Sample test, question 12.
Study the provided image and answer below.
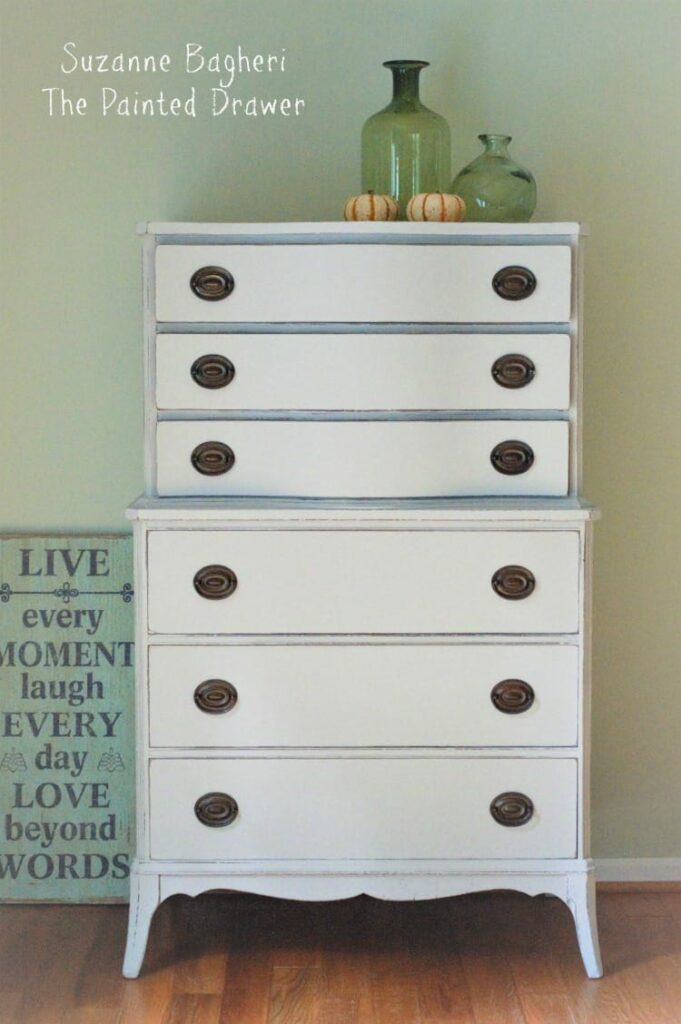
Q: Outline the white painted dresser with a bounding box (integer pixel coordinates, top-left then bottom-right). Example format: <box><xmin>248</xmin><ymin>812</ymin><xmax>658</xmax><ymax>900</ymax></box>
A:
<box><xmin>123</xmin><ymin>222</ymin><xmax>602</xmax><ymax>979</ymax></box>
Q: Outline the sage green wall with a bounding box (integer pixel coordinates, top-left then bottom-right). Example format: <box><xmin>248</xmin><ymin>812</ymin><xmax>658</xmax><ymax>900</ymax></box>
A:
<box><xmin>2</xmin><ymin>0</ymin><xmax>680</xmax><ymax>861</ymax></box>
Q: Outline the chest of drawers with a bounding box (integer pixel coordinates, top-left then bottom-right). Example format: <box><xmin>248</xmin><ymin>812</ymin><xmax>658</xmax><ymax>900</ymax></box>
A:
<box><xmin>123</xmin><ymin>221</ymin><xmax>602</xmax><ymax>980</ymax></box>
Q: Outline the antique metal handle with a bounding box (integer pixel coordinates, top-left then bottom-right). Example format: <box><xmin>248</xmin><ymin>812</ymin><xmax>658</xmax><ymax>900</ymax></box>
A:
<box><xmin>193</xmin><ymin>564</ymin><xmax>238</xmax><ymax>600</ymax></box>
<box><xmin>491</xmin><ymin>353</ymin><xmax>536</xmax><ymax>389</ymax></box>
<box><xmin>492</xmin><ymin>265</ymin><xmax>537</xmax><ymax>300</ymax></box>
<box><xmin>191</xmin><ymin>441</ymin><xmax>235</xmax><ymax>476</ymax></box>
<box><xmin>490</xmin><ymin>791</ymin><xmax>534</xmax><ymax>827</ymax></box>
<box><xmin>491</xmin><ymin>565</ymin><xmax>536</xmax><ymax>600</ymax></box>
<box><xmin>490</xmin><ymin>440</ymin><xmax>535</xmax><ymax>476</ymax></box>
<box><xmin>194</xmin><ymin>679</ymin><xmax>238</xmax><ymax>714</ymax></box>
<box><xmin>491</xmin><ymin>679</ymin><xmax>535</xmax><ymax>714</ymax></box>
<box><xmin>194</xmin><ymin>792</ymin><xmax>239</xmax><ymax>827</ymax></box>
<box><xmin>190</xmin><ymin>266</ymin><xmax>235</xmax><ymax>301</ymax></box>
<box><xmin>191</xmin><ymin>354</ymin><xmax>236</xmax><ymax>389</ymax></box>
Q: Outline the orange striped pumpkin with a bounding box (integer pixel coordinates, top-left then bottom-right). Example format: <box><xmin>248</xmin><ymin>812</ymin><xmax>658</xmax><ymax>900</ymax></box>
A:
<box><xmin>406</xmin><ymin>192</ymin><xmax>466</xmax><ymax>222</ymax></box>
<box><xmin>343</xmin><ymin>191</ymin><xmax>398</xmax><ymax>222</ymax></box>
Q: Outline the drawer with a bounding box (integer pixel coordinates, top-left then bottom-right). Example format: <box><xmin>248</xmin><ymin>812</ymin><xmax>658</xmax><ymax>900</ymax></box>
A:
<box><xmin>149</xmin><ymin>756</ymin><xmax>578</xmax><ymax>860</ymax></box>
<box><xmin>155</xmin><ymin>420</ymin><xmax>570</xmax><ymax>498</ymax></box>
<box><xmin>155</xmin><ymin>245</ymin><xmax>572</xmax><ymax>323</ymax></box>
<box><xmin>155</xmin><ymin>334</ymin><xmax>571</xmax><ymax>412</ymax></box>
<box><xmin>148</xmin><ymin>644</ymin><xmax>580</xmax><ymax>748</ymax></box>
<box><xmin>146</xmin><ymin>529</ymin><xmax>580</xmax><ymax>635</ymax></box>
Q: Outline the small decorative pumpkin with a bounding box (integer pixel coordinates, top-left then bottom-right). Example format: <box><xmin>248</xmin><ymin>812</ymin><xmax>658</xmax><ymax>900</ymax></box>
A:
<box><xmin>344</xmin><ymin>190</ymin><xmax>398</xmax><ymax>222</ymax></box>
<box><xmin>406</xmin><ymin>192</ymin><xmax>466</xmax><ymax>222</ymax></box>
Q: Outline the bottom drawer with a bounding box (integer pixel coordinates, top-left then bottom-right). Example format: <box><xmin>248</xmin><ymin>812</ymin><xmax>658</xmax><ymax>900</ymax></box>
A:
<box><xmin>149</xmin><ymin>757</ymin><xmax>577</xmax><ymax>860</ymax></box>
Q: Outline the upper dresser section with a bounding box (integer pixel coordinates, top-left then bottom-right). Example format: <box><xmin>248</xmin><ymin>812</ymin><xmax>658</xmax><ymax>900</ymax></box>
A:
<box><xmin>140</xmin><ymin>223</ymin><xmax>585</xmax><ymax>499</ymax></box>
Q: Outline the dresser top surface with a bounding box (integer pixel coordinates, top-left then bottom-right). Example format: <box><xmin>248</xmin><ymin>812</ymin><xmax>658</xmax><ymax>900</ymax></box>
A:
<box><xmin>127</xmin><ymin>496</ymin><xmax>599</xmax><ymax>522</ymax></box>
<box><xmin>139</xmin><ymin>221</ymin><xmax>586</xmax><ymax>241</ymax></box>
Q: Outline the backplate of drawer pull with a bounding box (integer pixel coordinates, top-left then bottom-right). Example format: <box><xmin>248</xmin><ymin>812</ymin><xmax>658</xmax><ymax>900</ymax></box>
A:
<box><xmin>190</xmin><ymin>354</ymin><xmax>236</xmax><ymax>389</ymax></box>
<box><xmin>193</xmin><ymin>679</ymin><xmax>238</xmax><ymax>714</ymax></box>
<box><xmin>189</xmin><ymin>265</ymin><xmax>235</xmax><ymax>301</ymax></box>
<box><xmin>492</xmin><ymin>265</ymin><xmax>537</xmax><ymax>301</ymax></box>
<box><xmin>491</xmin><ymin>565</ymin><xmax>536</xmax><ymax>600</ymax></box>
<box><xmin>491</xmin><ymin>679</ymin><xmax>535</xmax><ymax>714</ymax></box>
<box><xmin>190</xmin><ymin>441</ymin><xmax>235</xmax><ymax>476</ymax></box>
<box><xmin>193</xmin><ymin>564</ymin><xmax>238</xmax><ymax>600</ymax></box>
<box><xmin>490</xmin><ymin>791</ymin><xmax>534</xmax><ymax>826</ymax></box>
<box><xmin>491</xmin><ymin>353</ymin><xmax>536</xmax><ymax>389</ymax></box>
<box><xmin>490</xmin><ymin>440</ymin><xmax>535</xmax><ymax>475</ymax></box>
<box><xmin>194</xmin><ymin>791</ymin><xmax>239</xmax><ymax>827</ymax></box>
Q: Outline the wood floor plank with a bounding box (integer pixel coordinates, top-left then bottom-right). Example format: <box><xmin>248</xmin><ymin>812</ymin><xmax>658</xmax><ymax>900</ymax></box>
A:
<box><xmin>60</xmin><ymin>1011</ymin><xmax>122</xmax><ymax>1024</ymax></box>
<box><xmin>316</xmin><ymin>996</ymin><xmax>360</xmax><ymax>1024</ymax></box>
<box><xmin>162</xmin><ymin>994</ymin><xmax>222</xmax><ymax>1024</ymax></box>
<box><xmin>270</xmin><ymin>901</ymin><xmax>322</xmax><ymax>969</ymax></box>
<box><xmin>318</xmin><ymin>899</ymin><xmax>374</xmax><ymax>1023</ymax></box>
<box><xmin>14</xmin><ymin>907</ymin><xmax>109</xmax><ymax>1024</ymax></box>
<box><xmin>410</xmin><ymin>898</ymin><xmax>475</xmax><ymax>1024</ymax></box>
<box><xmin>519</xmin><ymin>992</ymin><xmax>579</xmax><ymax>1024</ymax></box>
<box><xmin>457</xmin><ymin>954</ymin><xmax>525</xmax><ymax>1024</ymax></box>
<box><xmin>268</xmin><ymin>966</ymin><xmax>320</xmax><ymax>1024</ymax></box>
<box><xmin>170</xmin><ymin>899</ymin><xmax>228</xmax><ymax>997</ymax></box>
<box><xmin>118</xmin><ymin>901</ymin><xmax>177</xmax><ymax>1024</ymax></box>
<box><xmin>503</xmin><ymin>895</ymin><xmax>577</xmax><ymax>1024</ymax></box>
<box><xmin>217</xmin><ymin>896</ymin><xmax>273</xmax><ymax>1024</ymax></box>
<box><xmin>0</xmin><ymin>992</ymin><xmax>23</xmax><ymax>1024</ymax></box>
<box><xmin>0</xmin><ymin>906</ymin><xmax>44</xmax><ymax>990</ymax></box>
<box><xmin>365</xmin><ymin>900</ymin><xmax>422</xmax><ymax>1024</ymax></box>
<box><xmin>69</xmin><ymin>907</ymin><xmax>127</xmax><ymax>1014</ymax></box>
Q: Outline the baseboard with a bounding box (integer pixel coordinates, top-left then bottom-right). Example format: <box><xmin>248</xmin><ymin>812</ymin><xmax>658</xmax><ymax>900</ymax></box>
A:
<box><xmin>595</xmin><ymin>857</ymin><xmax>681</xmax><ymax>885</ymax></box>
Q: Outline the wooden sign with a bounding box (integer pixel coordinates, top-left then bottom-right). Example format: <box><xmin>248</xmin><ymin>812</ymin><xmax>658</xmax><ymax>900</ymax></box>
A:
<box><xmin>0</xmin><ymin>536</ymin><xmax>134</xmax><ymax>902</ymax></box>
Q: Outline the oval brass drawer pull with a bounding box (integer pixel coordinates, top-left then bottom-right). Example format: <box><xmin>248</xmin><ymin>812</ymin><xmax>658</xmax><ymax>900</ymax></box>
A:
<box><xmin>194</xmin><ymin>679</ymin><xmax>238</xmax><ymax>714</ymax></box>
<box><xmin>491</xmin><ymin>565</ymin><xmax>536</xmax><ymax>600</ymax></box>
<box><xmin>491</xmin><ymin>353</ymin><xmax>536</xmax><ymax>389</ymax></box>
<box><xmin>190</xmin><ymin>354</ymin><xmax>236</xmax><ymax>389</ymax></box>
<box><xmin>190</xmin><ymin>266</ymin><xmax>235</xmax><ymax>301</ymax></box>
<box><xmin>492</xmin><ymin>265</ymin><xmax>537</xmax><ymax>301</ymax></box>
<box><xmin>491</xmin><ymin>440</ymin><xmax>535</xmax><ymax>475</ymax></box>
<box><xmin>190</xmin><ymin>441</ymin><xmax>235</xmax><ymax>476</ymax></box>
<box><xmin>193</xmin><ymin>564</ymin><xmax>238</xmax><ymax>600</ymax></box>
<box><xmin>194</xmin><ymin>791</ymin><xmax>239</xmax><ymax>827</ymax></box>
<box><xmin>491</xmin><ymin>679</ymin><xmax>535</xmax><ymax>714</ymax></box>
<box><xmin>490</xmin><ymin>791</ymin><xmax>534</xmax><ymax>827</ymax></box>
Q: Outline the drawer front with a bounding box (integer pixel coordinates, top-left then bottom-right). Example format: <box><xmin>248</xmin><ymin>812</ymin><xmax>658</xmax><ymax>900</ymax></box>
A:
<box><xmin>148</xmin><ymin>644</ymin><xmax>579</xmax><ymax>748</ymax></box>
<box><xmin>146</xmin><ymin>529</ymin><xmax>580</xmax><ymax>635</ymax></box>
<box><xmin>149</xmin><ymin>756</ymin><xmax>578</xmax><ymax>860</ymax></box>
<box><xmin>155</xmin><ymin>334</ymin><xmax>571</xmax><ymax>411</ymax></box>
<box><xmin>155</xmin><ymin>420</ymin><xmax>569</xmax><ymax>498</ymax></box>
<box><xmin>155</xmin><ymin>245</ymin><xmax>572</xmax><ymax>323</ymax></box>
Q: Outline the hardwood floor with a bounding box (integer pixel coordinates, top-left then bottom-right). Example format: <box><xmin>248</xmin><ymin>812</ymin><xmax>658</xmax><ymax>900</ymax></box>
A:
<box><xmin>0</xmin><ymin>889</ymin><xmax>679</xmax><ymax>1023</ymax></box>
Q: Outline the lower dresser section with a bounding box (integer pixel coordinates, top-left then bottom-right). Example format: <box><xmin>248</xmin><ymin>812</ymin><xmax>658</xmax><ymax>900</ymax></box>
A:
<box><xmin>148</xmin><ymin>756</ymin><xmax>578</xmax><ymax>861</ymax></box>
<box><xmin>124</xmin><ymin>500</ymin><xmax>601</xmax><ymax>980</ymax></box>
<box><xmin>148</xmin><ymin>644</ymin><xmax>580</xmax><ymax>748</ymax></box>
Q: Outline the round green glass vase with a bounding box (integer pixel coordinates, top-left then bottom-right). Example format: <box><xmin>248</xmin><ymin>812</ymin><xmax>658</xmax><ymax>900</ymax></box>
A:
<box><xmin>451</xmin><ymin>134</ymin><xmax>537</xmax><ymax>222</ymax></box>
<box><xmin>361</xmin><ymin>60</ymin><xmax>451</xmax><ymax>218</ymax></box>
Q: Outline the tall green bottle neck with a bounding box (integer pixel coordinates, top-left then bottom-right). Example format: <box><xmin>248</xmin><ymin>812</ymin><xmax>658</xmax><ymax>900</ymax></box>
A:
<box><xmin>390</xmin><ymin>68</ymin><xmax>423</xmax><ymax>108</ymax></box>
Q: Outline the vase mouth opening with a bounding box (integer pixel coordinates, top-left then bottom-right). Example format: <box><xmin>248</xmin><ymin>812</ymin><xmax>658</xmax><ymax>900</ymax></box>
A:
<box><xmin>479</xmin><ymin>133</ymin><xmax>512</xmax><ymax>144</ymax></box>
<box><xmin>383</xmin><ymin>59</ymin><xmax>430</xmax><ymax>71</ymax></box>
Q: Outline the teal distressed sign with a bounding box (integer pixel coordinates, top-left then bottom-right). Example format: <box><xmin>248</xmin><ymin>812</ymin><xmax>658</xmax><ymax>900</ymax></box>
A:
<box><xmin>0</xmin><ymin>536</ymin><xmax>134</xmax><ymax>902</ymax></box>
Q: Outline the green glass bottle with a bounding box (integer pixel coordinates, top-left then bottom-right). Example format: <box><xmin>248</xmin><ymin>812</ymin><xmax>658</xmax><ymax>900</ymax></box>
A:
<box><xmin>361</xmin><ymin>60</ymin><xmax>451</xmax><ymax>218</ymax></box>
<box><xmin>451</xmin><ymin>134</ymin><xmax>537</xmax><ymax>222</ymax></box>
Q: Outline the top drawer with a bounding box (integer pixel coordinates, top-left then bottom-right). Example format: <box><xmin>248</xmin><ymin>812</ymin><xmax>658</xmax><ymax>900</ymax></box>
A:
<box><xmin>155</xmin><ymin>244</ymin><xmax>572</xmax><ymax>324</ymax></box>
